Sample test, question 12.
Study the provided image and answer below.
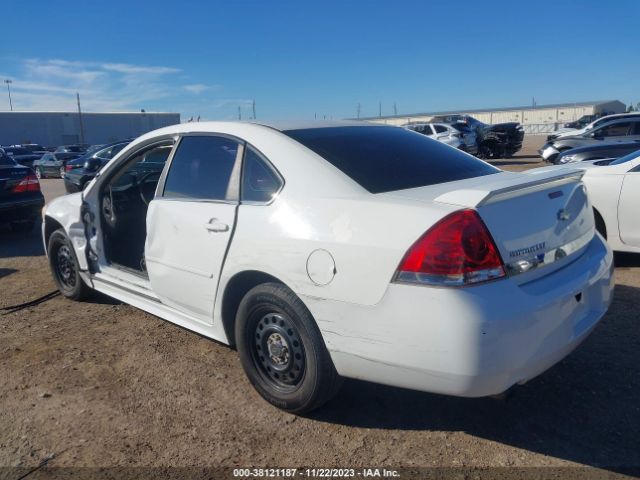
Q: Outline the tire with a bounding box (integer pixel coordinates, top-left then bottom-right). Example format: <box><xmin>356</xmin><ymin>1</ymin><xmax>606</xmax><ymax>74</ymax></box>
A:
<box><xmin>35</xmin><ymin>167</ymin><xmax>45</xmax><ymax>179</ymax></box>
<box><xmin>11</xmin><ymin>218</ymin><xmax>36</xmax><ymax>233</ymax></box>
<box><xmin>59</xmin><ymin>166</ymin><xmax>65</xmax><ymax>178</ymax></box>
<box><xmin>47</xmin><ymin>229</ymin><xmax>92</xmax><ymax>300</ymax></box>
<box><xmin>235</xmin><ymin>282</ymin><xmax>341</xmax><ymax>413</ymax></box>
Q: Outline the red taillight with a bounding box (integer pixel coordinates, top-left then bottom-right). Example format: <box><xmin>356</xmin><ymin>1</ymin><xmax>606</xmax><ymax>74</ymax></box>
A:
<box><xmin>395</xmin><ymin>209</ymin><xmax>505</xmax><ymax>286</ymax></box>
<box><xmin>65</xmin><ymin>164</ymin><xmax>75</xmax><ymax>171</ymax></box>
<box><xmin>12</xmin><ymin>173</ymin><xmax>41</xmax><ymax>193</ymax></box>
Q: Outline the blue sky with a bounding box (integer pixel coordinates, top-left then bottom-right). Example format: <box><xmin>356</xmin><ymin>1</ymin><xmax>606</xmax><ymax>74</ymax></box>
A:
<box><xmin>2</xmin><ymin>0</ymin><xmax>639</xmax><ymax>120</ymax></box>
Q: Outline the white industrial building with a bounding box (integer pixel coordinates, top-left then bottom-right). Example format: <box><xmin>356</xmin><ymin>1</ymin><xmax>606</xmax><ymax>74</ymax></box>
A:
<box><xmin>0</xmin><ymin>111</ymin><xmax>180</xmax><ymax>147</ymax></box>
<box><xmin>361</xmin><ymin>100</ymin><xmax>626</xmax><ymax>132</ymax></box>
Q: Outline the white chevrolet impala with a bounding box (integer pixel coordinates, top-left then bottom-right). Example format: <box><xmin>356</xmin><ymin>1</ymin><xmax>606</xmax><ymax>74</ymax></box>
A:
<box><xmin>43</xmin><ymin>121</ymin><xmax>614</xmax><ymax>413</ymax></box>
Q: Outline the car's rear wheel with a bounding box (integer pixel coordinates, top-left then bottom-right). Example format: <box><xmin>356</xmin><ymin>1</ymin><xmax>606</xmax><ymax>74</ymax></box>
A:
<box><xmin>35</xmin><ymin>167</ymin><xmax>44</xmax><ymax>179</ymax></box>
<box><xmin>48</xmin><ymin>229</ymin><xmax>92</xmax><ymax>300</ymax></box>
<box><xmin>235</xmin><ymin>282</ymin><xmax>341</xmax><ymax>413</ymax></box>
<box><xmin>59</xmin><ymin>166</ymin><xmax>65</xmax><ymax>178</ymax></box>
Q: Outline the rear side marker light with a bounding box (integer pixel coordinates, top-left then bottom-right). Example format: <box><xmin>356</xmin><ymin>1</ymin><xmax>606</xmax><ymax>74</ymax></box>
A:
<box><xmin>12</xmin><ymin>173</ymin><xmax>41</xmax><ymax>193</ymax></box>
<box><xmin>394</xmin><ymin>209</ymin><xmax>505</xmax><ymax>287</ymax></box>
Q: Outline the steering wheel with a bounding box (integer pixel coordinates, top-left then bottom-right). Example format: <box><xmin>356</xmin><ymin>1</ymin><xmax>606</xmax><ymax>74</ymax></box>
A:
<box><xmin>137</xmin><ymin>170</ymin><xmax>162</xmax><ymax>206</ymax></box>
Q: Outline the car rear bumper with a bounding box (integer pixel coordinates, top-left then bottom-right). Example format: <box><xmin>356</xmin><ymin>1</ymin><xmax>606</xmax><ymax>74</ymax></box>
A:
<box><xmin>0</xmin><ymin>195</ymin><xmax>45</xmax><ymax>223</ymax></box>
<box><xmin>305</xmin><ymin>234</ymin><xmax>614</xmax><ymax>397</ymax></box>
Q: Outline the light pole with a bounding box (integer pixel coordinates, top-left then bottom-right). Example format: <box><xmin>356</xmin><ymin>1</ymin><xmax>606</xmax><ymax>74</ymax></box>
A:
<box><xmin>4</xmin><ymin>79</ymin><xmax>13</xmax><ymax>111</ymax></box>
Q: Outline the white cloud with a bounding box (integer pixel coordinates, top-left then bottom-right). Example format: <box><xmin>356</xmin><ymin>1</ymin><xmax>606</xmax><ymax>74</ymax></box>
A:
<box><xmin>0</xmin><ymin>58</ymin><xmax>183</xmax><ymax>112</ymax></box>
<box><xmin>183</xmin><ymin>83</ymin><xmax>208</xmax><ymax>94</ymax></box>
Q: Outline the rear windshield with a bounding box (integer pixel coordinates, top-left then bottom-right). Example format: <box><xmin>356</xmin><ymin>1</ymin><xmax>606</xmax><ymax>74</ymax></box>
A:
<box><xmin>283</xmin><ymin>126</ymin><xmax>498</xmax><ymax>193</ymax></box>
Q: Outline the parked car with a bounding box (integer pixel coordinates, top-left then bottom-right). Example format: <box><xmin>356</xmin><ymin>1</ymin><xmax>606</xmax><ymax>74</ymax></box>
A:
<box><xmin>554</xmin><ymin>141</ymin><xmax>640</xmax><ymax>164</ymax></box>
<box><xmin>54</xmin><ymin>145</ymin><xmax>88</xmax><ymax>155</ymax></box>
<box><xmin>547</xmin><ymin>112</ymin><xmax>640</xmax><ymax>141</ymax></box>
<box><xmin>33</xmin><ymin>151</ymin><xmax>84</xmax><ymax>178</ymax></box>
<box><xmin>540</xmin><ymin>117</ymin><xmax>640</xmax><ymax>163</ymax></box>
<box><xmin>403</xmin><ymin>122</ymin><xmax>478</xmax><ymax>154</ymax></box>
<box><xmin>43</xmin><ymin>121</ymin><xmax>613</xmax><ymax>413</ymax></box>
<box><xmin>0</xmin><ymin>152</ymin><xmax>44</xmax><ymax>232</ymax></box>
<box><xmin>531</xmin><ymin>151</ymin><xmax>640</xmax><ymax>254</ymax></box>
<box><xmin>64</xmin><ymin>140</ymin><xmax>131</xmax><ymax>192</ymax></box>
<box><xmin>2</xmin><ymin>146</ymin><xmax>42</xmax><ymax>169</ymax></box>
<box><xmin>21</xmin><ymin>143</ymin><xmax>47</xmax><ymax>155</ymax></box>
<box><xmin>431</xmin><ymin>114</ymin><xmax>524</xmax><ymax>158</ymax></box>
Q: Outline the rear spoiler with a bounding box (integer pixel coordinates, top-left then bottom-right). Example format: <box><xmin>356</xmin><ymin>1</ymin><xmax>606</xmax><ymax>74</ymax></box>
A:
<box><xmin>435</xmin><ymin>170</ymin><xmax>585</xmax><ymax>208</ymax></box>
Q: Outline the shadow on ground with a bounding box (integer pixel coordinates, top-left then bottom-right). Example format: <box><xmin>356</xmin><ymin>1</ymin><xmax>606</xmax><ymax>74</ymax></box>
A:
<box><xmin>312</xmin><ymin>284</ymin><xmax>640</xmax><ymax>473</ymax></box>
<box><xmin>0</xmin><ymin>220</ymin><xmax>45</xmax><ymax>258</ymax></box>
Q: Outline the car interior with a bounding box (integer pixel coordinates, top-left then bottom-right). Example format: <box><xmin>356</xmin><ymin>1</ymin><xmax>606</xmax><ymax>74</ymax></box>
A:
<box><xmin>100</xmin><ymin>142</ymin><xmax>173</xmax><ymax>274</ymax></box>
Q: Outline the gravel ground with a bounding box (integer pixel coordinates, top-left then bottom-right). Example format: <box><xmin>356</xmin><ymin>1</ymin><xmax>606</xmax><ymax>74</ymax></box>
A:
<box><xmin>1</xmin><ymin>136</ymin><xmax>638</xmax><ymax>479</ymax></box>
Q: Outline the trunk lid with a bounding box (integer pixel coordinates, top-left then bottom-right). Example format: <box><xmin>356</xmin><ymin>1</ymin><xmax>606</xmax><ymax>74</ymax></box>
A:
<box><xmin>387</xmin><ymin>169</ymin><xmax>594</xmax><ymax>282</ymax></box>
<box><xmin>0</xmin><ymin>165</ymin><xmax>31</xmax><ymax>199</ymax></box>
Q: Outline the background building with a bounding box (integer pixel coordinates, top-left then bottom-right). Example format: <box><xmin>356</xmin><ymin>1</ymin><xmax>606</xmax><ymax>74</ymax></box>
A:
<box><xmin>361</xmin><ymin>100</ymin><xmax>626</xmax><ymax>133</ymax></box>
<box><xmin>0</xmin><ymin>111</ymin><xmax>180</xmax><ymax>147</ymax></box>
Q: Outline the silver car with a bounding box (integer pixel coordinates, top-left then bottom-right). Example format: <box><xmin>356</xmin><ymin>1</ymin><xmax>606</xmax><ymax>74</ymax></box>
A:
<box><xmin>403</xmin><ymin>123</ymin><xmax>478</xmax><ymax>154</ymax></box>
<box><xmin>540</xmin><ymin>117</ymin><xmax>640</xmax><ymax>163</ymax></box>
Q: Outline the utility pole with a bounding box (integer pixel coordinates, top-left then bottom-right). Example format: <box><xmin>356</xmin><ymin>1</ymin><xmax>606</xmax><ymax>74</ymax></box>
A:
<box><xmin>378</xmin><ymin>101</ymin><xmax>382</xmax><ymax>118</ymax></box>
<box><xmin>393</xmin><ymin>102</ymin><xmax>397</xmax><ymax>116</ymax></box>
<box><xmin>238</xmin><ymin>105</ymin><xmax>241</xmax><ymax>120</ymax></box>
<box><xmin>4</xmin><ymin>80</ymin><xmax>13</xmax><ymax>111</ymax></box>
<box><xmin>252</xmin><ymin>99</ymin><xmax>256</xmax><ymax>119</ymax></box>
<box><xmin>76</xmin><ymin>92</ymin><xmax>85</xmax><ymax>145</ymax></box>
<box><xmin>357</xmin><ymin>103</ymin><xmax>361</xmax><ymax>119</ymax></box>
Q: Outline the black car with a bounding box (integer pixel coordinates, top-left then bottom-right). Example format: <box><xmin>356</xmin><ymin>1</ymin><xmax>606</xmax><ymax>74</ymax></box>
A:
<box><xmin>54</xmin><ymin>144</ymin><xmax>88</xmax><ymax>154</ymax></box>
<box><xmin>0</xmin><ymin>152</ymin><xmax>45</xmax><ymax>232</ymax></box>
<box><xmin>430</xmin><ymin>114</ymin><xmax>524</xmax><ymax>158</ymax></box>
<box><xmin>554</xmin><ymin>141</ymin><xmax>640</xmax><ymax>165</ymax></box>
<box><xmin>21</xmin><ymin>143</ymin><xmax>47</xmax><ymax>155</ymax></box>
<box><xmin>64</xmin><ymin>140</ymin><xmax>131</xmax><ymax>192</ymax></box>
<box><xmin>2</xmin><ymin>146</ymin><xmax>42</xmax><ymax>169</ymax></box>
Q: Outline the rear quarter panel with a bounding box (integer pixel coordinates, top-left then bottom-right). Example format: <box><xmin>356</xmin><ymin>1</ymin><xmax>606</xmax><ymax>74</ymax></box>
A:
<box><xmin>220</xmin><ymin>193</ymin><xmax>457</xmax><ymax>306</ymax></box>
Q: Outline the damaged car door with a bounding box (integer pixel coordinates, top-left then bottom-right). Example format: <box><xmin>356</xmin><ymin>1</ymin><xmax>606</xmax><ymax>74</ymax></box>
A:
<box><xmin>144</xmin><ymin>135</ymin><xmax>242</xmax><ymax>322</ymax></box>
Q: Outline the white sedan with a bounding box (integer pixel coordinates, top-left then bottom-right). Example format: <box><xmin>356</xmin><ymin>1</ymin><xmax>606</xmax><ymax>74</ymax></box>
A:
<box><xmin>43</xmin><ymin>121</ymin><xmax>614</xmax><ymax>413</ymax></box>
<box><xmin>531</xmin><ymin>151</ymin><xmax>640</xmax><ymax>254</ymax></box>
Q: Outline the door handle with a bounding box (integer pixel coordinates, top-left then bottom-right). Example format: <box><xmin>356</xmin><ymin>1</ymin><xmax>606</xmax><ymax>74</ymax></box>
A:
<box><xmin>204</xmin><ymin>219</ymin><xmax>229</xmax><ymax>232</ymax></box>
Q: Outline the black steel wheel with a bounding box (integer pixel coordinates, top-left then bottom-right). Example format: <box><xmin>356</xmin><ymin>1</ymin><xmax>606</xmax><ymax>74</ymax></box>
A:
<box><xmin>48</xmin><ymin>229</ymin><xmax>92</xmax><ymax>300</ymax></box>
<box><xmin>236</xmin><ymin>282</ymin><xmax>342</xmax><ymax>413</ymax></box>
<box><xmin>252</xmin><ymin>311</ymin><xmax>306</xmax><ymax>391</ymax></box>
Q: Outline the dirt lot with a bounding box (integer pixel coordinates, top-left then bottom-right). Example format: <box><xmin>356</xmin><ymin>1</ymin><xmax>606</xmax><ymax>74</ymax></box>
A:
<box><xmin>1</xmin><ymin>135</ymin><xmax>639</xmax><ymax>478</ymax></box>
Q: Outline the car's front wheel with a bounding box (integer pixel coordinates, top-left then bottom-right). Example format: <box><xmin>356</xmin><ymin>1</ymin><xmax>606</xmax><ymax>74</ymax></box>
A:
<box><xmin>47</xmin><ymin>229</ymin><xmax>92</xmax><ymax>300</ymax></box>
<box><xmin>236</xmin><ymin>283</ymin><xmax>341</xmax><ymax>414</ymax></box>
<box><xmin>35</xmin><ymin>167</ymin><xmax>45</xmax><ymax>179</ymax></box>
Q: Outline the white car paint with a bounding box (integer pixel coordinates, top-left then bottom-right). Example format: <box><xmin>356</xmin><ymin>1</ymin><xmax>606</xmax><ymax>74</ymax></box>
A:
<box><xmin>530</xmin><ymin>154</ymin><xmax>640</xmax><ymax>254</ymax></box>
<box><xmin>43</xmin><ymin>121</ymin><xmax>614</xmax><ymax>399</ymax></box>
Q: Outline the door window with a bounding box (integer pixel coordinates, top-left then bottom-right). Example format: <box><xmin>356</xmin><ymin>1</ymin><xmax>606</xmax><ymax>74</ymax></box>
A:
<box><xmin>241</xmin><ymin>146</ymin><xmax>283</xmax><ymax>203</ymax></box>
<box><xmin>433</xmin><ymin>125</ymin><xmax>448</xmax><ymax>134</ymax></box>
<box><xmin>597</xmin><ymin>122</ymin><xmax>632</xmax><ymax>137</ymax></box>
<box><xmin>163</xmin><ymin>136</ymin><xmax>240</xmax><ymax>201</ymax></box>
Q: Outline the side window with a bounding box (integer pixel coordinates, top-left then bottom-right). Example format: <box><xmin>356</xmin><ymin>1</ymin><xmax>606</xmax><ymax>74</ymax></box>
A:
<box><xmin>434</xmin><ymin>125</ymin><xmax>448</xmax><ymax>134</ymax></box>
<box><xmin>163</xmin><ymin>136</ymin><xmax>239</xmax><ymax>201</ymax></box>
<box><xmin>241</xmin><ymin>146</ymin><xmax>283</xmax><ymax>203</ymax></box>
<box><xmin>598</xmin><ymin>122</ymin><xmax>631</xmax><ymax>137</ymax></box>
<box><xmin>110</xmin><ymin>143</ymin><xmax>173</xmax><ymax>189</ymax></box>
<box><xmin>633</xmin><ymin>122</ymin><xmax>640</xmax><ymax>135</ymax></box>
